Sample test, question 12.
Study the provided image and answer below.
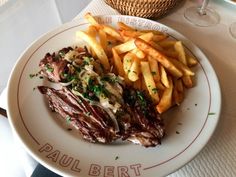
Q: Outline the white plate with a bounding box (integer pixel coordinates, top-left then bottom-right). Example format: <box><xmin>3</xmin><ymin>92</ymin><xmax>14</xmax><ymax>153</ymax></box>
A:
<box><xmin>7</xmin><ymin>15</ymin><xmax>221</xmax><ymax>177</ymax></box>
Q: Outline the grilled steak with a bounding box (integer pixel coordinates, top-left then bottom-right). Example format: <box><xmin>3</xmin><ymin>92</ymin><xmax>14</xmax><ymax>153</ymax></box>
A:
<box><xmin>38</xmin><ymin>46</ymin><xmax>165</xmax><ymax>147</ymax></box>
<box><xmin>38</xmin><ymin>86</ymin><xmax>120</xmax><ymax>143</ymax></box>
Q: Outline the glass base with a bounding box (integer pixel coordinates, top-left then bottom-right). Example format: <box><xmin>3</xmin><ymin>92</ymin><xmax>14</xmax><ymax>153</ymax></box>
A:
<box><xmin>229</xmin><ymin>22</ymin><xmax>236</xmax><ymax>39</ymax></box>
<box><xmin>184</xmin><ymin>6</ymin><xmax>220</xmax><ymax>27</ymax></box>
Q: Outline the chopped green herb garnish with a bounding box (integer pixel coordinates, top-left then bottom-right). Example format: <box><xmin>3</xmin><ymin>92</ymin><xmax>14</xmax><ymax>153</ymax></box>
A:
<box><xmin>58</xmin><ymin>50</ymin><xmax>65</xmax><ymax>57</ymax></box>
<box><xmin>152</xmin><ymin>88</ymin><xmax>158</xmax><ymax>93</ymax></box>
<box><xmin>66</xmin><ymin>115</ymin><xmax>71</xmax><ymax>124</ymax></box>
<box><xmin>151</xmin><ymin>71</ymin><xmax>156</xmax><ymax>75</ymax></box>
<box><xmin>176</xmin><ymin>131</ymin><xmax>180</xmax><ymax>134</ymax></box>
<box><xmin>39</xmin><ymin>76</ymin><xmax>44</xmax><ymax>79</ymax></box>
<box><xmin>195</xmin><ymin>103</ymin><xmax>198</xmax><ymax>106</ymax></box>
<box><xmin>128</xmin><ymin>69</ymin><xmax>131</xmax><ymax>73</ymax></box>
<box><xmin>115</xmin><ymin>156</ymin><xmax>119</xmax><ymax>160</ymax></box>
<box><xmin>137</xmin><ymin>91</ymin><xmax>144</xmax><ymax>101</ymax></box>
<box><xmin>45</xmin><ymin>64</ymin><xmax>54</xmax><ymax>72</ymax></box>
<box><xmin>208</xmin><ymin>112</ymin><xmax>215</xmax><ymax>115</ymax></box>
<box><xmin>29</xmin><ymin>74</ymin><xmax>35</xmax><ymax>78</ymax></box>
<box><xmin>33</xmin><ymin>87</ymin><xmax>36</xmax><ymax>91</ymax></box>
<box><xmin>85</xmin><ymin>112</ymin><xmax>91</xmax><ymax>116</ymax></box>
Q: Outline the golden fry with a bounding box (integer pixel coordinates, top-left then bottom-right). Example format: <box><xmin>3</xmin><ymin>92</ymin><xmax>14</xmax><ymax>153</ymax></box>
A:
<box><xmin>187</xmin><ymin>56</ymin><xmax>198</xmax><ymax>67</ymax></box>
<box><xmin>152</xmin><ymin>34</ymin><xmax>168</xmax><ymax>42</ymax></box>
<box><xmin>84</xmin><ymin>13</ymin><xmax>100</xmax><ymax>27</ymax></box>
<box><xmin>175</xmin><ymin>79</ymin><xmax>184</xmax><ymax>92</ymax></box>
<box><xmin>128</xmin><ymin>56</ymin><xmax>140</xmax><ymax>82</ymax></box>
<box><xmin>76</xmin><ymin>31</ymin><xmax>110</xmax><ymax>70</ymax></box>
<box><xmin>130</xmin><ymin>48</ymin><xmax>146</xmax><ymax>59</ymax></box>
<box><xmin>182</xmin><ymin>76</ymin><xmax>193</xmax><ymax>88</ymax></box>
<box><xmin>135</xmin><ymin>38</ymin><xmax>183</xmax><ymax>78</ymax></box>
<box><xmin>148</xmin><ymin>56</ymin><xmax>160</xmax><ymax>82</ymax></box>
<box><xmin>160</xmin><ymin>65</ymin><xmax>169</xmax><ymax>88</ymax></box>
<box><xmin>123</xmin><ymin>52</ymin><xmax>135</xmax><ymax>74</ymax></box>
<box><xmin>114</xmin><ymin>32</ymin><xmax>153</xmax><ymax>54</ymax></box>
<box><xmin>87</xmin><ymin>25</ymin><xmax>97</xmax><ymax>38</ymax></box>
<box><xmin>173</xmin><ymin>85</ymin><xmax>184</xmax><ymax>106</ymax></box>
<box><xmin>117</xmin><ymin>22</ymin><xmax>136</xmax><ymax>31</ymax></box>
<box><xmin>133</xmin><ymin>79</ymin><xmax>142</xmax><ymax>90</ymax></box>
<box><xmin>168</xmin><ymin>58</ymin><xmax>195</xmax><ymax>76</ymax></box>
<box><xmin>174</xmin><ymin>41</ymin><xmax>187</xmax><ymax>65</ymax></box>
<box><xmin>101</xmin><ymin>25</ymin><xmax>123</xmax><ymax>42</ymax></box>
<box><xmin>158</xmin><ymin>40</ymin><xmax>176</xmax><ymax>48</ymax></box>
<box><xmin>98</xmin><ymin>29</ymin><xmax>108</xmax><ymax>53</ymax></box>
<box><xmin>120</xmin><ymin>30</ymin><xmax>144</xmax><ymax>38</ymax></box>
<box><xmin>156</xmin><ymin>81</ymin><xmax>166</xmax><ymax>90</ymax></box>
<box><xmin>156</xmin><ymin>77</ymin><xmax>173</xmax><ymax>113</ymax></box>
<box><xmin>140</xmin><ymin>61</ymin><xmax>159</xmax><ymax>103</ymax></box>
<box><xmin>112</xmin><ymin>48</ymin><xmax>125</xmax><ymax>77</ymax></box>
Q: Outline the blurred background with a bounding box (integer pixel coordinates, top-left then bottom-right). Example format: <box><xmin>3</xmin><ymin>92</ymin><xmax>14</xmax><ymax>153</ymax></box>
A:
<box><xmin>0</xmin><ymin>0</ymin><xmax>91</xmax><ymax>93</ymax></box>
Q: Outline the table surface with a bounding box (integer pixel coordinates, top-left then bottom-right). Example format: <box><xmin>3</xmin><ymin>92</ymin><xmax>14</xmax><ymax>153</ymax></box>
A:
<box><xmin>1</xmin><ymin>0</ymin><xmax>236</xmax><ymax>176</ymax></box>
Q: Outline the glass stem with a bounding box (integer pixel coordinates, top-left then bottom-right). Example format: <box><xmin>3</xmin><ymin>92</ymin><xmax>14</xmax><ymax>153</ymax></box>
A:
<box><xmin>198</xmin><ymin>0</ymin><xmax>209</xmax><ymax>15</ymax></box>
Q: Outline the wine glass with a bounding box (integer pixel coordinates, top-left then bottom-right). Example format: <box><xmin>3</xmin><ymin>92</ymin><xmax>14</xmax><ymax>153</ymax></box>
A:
<box><xmin>184</xmin><ymin>0</ymin><xmax>220</xmax><ymax>27</ymax></box>
<box><xmin>229</xmin><ymin>22</ymin><xmax>236</xmax><ymax>39</ymax></box>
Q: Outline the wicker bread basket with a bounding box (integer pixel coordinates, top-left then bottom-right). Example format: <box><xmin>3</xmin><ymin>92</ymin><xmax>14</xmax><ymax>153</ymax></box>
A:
<box><xmin>104</xmin><ymin>0</ymin><xmax>182</xmax><ymax>19</ymax></box>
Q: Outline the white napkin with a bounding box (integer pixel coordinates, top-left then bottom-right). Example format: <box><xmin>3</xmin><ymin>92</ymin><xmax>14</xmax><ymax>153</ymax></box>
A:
<box><xmin>0</xmin><ymin>88</ymin><xmax>7</xmax><ymax>110</ymax></box>
<box><xmin>0</xmin><ymin>88</ymin><xmax>38</xmax><ymax>177</ymax></box>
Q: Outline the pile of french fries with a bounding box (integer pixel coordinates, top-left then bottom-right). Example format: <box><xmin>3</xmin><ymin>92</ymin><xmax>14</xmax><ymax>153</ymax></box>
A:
<box><xmin>76</xmin><ymin>13</ymin><xmax>198</xmax><ymax>114</ymax></box>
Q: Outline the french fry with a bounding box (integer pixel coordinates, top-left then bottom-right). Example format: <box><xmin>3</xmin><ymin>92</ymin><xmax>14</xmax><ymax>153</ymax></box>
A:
<box><xmin>187</xmin><ymin>56</ymin><xmax>198</xmax><ymax>67</ymax></box>
<box><xmin>156</xmin><ymin>77</ymin><xmax>173</xmax><ymax>113</ymax></box>
<box><xmin>163</xmin><ymin>48</ymin><xmax>179</xmax><ymax>58</ymax></box>
<box><xmin>139</xmin><ymin>29</ymin><xmax>165</xmax><ymax>35</ymax></box>
<box><xmin>149</xmin><ymin>41</ymin><xmax>164</xmax><ymax>52</ymax></box>
<box><xmin>175</xmin><ymin>79</ymin><xmax>184</xmax><ymax>92</ymax></box>
<box><xmin>152</xmin><ymin>34</ymin><xmax>168</xmax><ymax>42</ymax></box>
<box><xmin>168</xmin><ymin>58</ymin><xmax>195</xmax><ymax>76</ymax></box>
<box><xmin>130</xmin><ymin>48</ymin><xmax>146</xmax><ymax>59</ymax></box>
<box><xmin>156</xmin><ymin>81</ymin><xmax>166</xmax><ymax>90</ymax></box>
<box><xmin>174</xmin><ymin>41</ymin><xmax>187</xmax><ymax>65</ymax></box>
<box><xmin>128</xmin><ymin>56</ymin><xmax>140</xmax><ymax>82</ymax></box>
<box><xmin>140</xmin><ymin>61</ymin><xmax>159</xmax><ymax>103</ymax></box>
<box><xmin>123</xmin><ymin>52</ymin><xmax>135</xmax><ymax>74</ymax></box>
<box><xmin>112</xmin><ymin>48</ymin><xmax>125</xmax><ymax>77</ymax></box>
<box><xmin>114</xmin><ymin>32</ymin><xmax>154</xmax><ymax>54</ymax></box>
<box><xmin>141</xmin><ymin>75</ymin><xmax>148</xmax><ymax>92</ymax></box>
<box><xmin>106</xmin><ymin>35</ymin><xmax>118</xmax><ymax>45</ymax></box>
<box><xmin>76</xmin><ymin>31</ymin><xmax>110</xmax><ymax>70</ymax></box>
<box><xmin>135</xmin><ymin>38</ymin><xmax>183</xmax><ymax>78</ymax></box>
<box><xmin>120</xmin><ymin>30</ymin><xmax>144</xmax><ymax>38</ymax></box>
<box><xmin>98</xmin><ymin>29</ymin><xmax>108</xmax><ymax>53</ymax></box>
<box><xmin>84</xmin><ymin>13</ymin><xmax>100</xmax><ymax>27</ymax></box>
<box><xmin>182</xmin><ymin>76</ymin><xmax>193</xmax><ymax>88</ymax></box>
<box><xmin>133</xmin><ymin>79</ymin><xmax>142</xmax><ymax>90</ymax></box>
<box><xmin>87</xmin><ymin>25</ymin><xmax>97</xmax><ymax>38</ymax></box>
<box><xmin>158</xmin><ymin>40</ymin><xmax>176</xmax><ymax>48</ymax></box>
<box><xmin>148</xmin><ymin>56</ymin><xmax>160</xmax><ymax>82</ymax></box>
<box><xmin>160</xmin><ymin>65</ymin><xmax>169</xmax><ymax>88</ymax></box>
<box><xmin>117</xmin><ymin>22</ymin><xmax>136</xmax><ymax>31</ymax></box>
<box><xmin>101</xmin><ymin>25</ymin><xmax>123</xmax><ymax>42</ymax></box>
<box><xmin>173</xmin><ymin>85</ymin><xmax>184</xmax><ymax>106</ymax></box>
